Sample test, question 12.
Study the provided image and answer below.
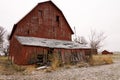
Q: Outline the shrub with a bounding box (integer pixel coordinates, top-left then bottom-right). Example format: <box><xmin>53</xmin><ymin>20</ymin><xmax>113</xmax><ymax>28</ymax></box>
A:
<box><xmin>49</xmin><ymin>53</ymin><xmax>61</xmax><ymax>70</ymax></box>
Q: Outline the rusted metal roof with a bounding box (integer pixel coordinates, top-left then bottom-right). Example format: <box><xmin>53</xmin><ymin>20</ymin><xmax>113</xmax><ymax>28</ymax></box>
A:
<box><xmin>16</xmin><ymin>36</ymin><xmax>90</xmax><ymax>49</ymax></box>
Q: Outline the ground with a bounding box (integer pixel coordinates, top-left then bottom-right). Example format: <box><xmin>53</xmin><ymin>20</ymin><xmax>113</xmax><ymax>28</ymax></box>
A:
<box><xmin>0</xmin><ymin>54</ymin><xmax>120</xmax><ymax>80</ymax></box>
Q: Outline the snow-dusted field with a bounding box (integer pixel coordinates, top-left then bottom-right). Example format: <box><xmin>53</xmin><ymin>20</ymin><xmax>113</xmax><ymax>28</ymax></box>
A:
<box><xmin>0</xmin><ymin>60</ymin><xmax>120</xmax><ymax>80</ymax></box>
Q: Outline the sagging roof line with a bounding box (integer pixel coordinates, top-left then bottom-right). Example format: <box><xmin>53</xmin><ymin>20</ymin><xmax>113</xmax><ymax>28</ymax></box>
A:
<box><xmin>16</xmin><ymin>36</ymin><xmax>91</xmax><ymax>49</ymax></box>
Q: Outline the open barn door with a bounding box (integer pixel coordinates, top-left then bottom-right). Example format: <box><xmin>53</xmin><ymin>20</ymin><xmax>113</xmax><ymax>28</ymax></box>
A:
<box><xmin>36</xmin><ymin>54</ymin><xmax>44</xmax><ymax>66</ymax></box>
<box><xmin>47</xmin><ymin>48</ymin><xmax>54</xmax><ymax>65</ymax></box>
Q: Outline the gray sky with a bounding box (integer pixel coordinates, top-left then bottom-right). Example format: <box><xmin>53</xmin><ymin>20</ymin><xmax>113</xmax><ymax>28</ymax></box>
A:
<box><xmin>0</xmin><ymin>0</ymin><xmax>120</xmax><ymax>51</ymax></box>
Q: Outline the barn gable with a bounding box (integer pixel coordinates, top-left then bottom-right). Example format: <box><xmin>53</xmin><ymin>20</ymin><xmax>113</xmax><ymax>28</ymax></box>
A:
<box><xmin>9</xmin><ymin>1</ymin><xmax>74</xmax><ymax>40</ymax></box>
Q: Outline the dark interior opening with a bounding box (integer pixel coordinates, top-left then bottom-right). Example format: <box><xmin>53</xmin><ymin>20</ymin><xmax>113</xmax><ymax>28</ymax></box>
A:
<box><xmin>56</xmin><ymin>16</ymin><xmax>59</xmax><ymax>22</ymax></box>
<box><xmin>36</xmin><ymin>54</ymin><xmax>44</xmax><ymax>66</ymax></box>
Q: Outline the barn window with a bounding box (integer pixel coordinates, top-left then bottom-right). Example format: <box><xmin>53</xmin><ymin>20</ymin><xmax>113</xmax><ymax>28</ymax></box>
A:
<box><xmin>38</xmin><ymin>10</ymin><xmax>42</xmax><ymax>16</ymax></box>
<box><xmin>56</xmin><ymin>16</ymin><xmax>59</xmax><ymax>22</ymax></box>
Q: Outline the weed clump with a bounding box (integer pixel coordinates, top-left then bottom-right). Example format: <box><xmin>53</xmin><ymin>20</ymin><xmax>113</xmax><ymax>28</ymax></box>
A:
<box><xmin>49</xmin><ymin>53</ymin><xmax>62</xmax><ymax>70</ymax></box>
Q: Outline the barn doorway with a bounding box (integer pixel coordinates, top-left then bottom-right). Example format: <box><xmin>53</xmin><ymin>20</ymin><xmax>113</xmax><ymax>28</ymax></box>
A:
<box><xmin>35</xmin><ymin>48</ymin><xmax>55</xmax><ymax>66</ymax></box>
<box><xmin>47</xmin><ymin>48</ymin><xmax>54</xmax><ymax>65</ymax></box>
<box><xmin>36</xmin><ymin>54</ymin><xmax>44</xmax><ymax>66</ymax></box>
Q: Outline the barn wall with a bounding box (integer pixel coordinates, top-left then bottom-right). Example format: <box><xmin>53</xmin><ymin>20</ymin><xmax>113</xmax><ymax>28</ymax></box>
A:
<box><xmin>53</xmin><ymin>49</ymin><xmax>96</xmax><ymax>64</ymax></box>
<box><xmin>9</xmin><ymin>37</ymin><xmax>23</xmax><ymax>64</ymax></box>
<box><xmin>20</xmin><ymin>46</ymin><xmax>49</xmax><ymax>65</ymax></box>
<box><xmin>12</xmin><ymin>2</ymin><xmax>72</xmax><ymax>41</ymax></box>
<box><xmin>10</xmin><ymin>41</ymin><xmax>93</xmax><ymax>65</ymax></box>
<box><xmin>61</xmin><ymin>49</ymin><xmax>97</xmax><ymax>64</ymax></box>
<box><xmin>21</xmin><ymin>46</ymin><xmax>44</xmax><ymax>65</ymax></box>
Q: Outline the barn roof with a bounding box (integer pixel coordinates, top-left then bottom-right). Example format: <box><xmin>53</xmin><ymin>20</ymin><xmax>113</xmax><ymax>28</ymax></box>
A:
<box><xmin>16</xmin><ymin>36</ymin><xmax>90</xmax><ymax>49</ymax></box>
<box><xmin>9</xmin><ymin>1</ymin><xmax>74</xmax><ymax>40</ymax></box>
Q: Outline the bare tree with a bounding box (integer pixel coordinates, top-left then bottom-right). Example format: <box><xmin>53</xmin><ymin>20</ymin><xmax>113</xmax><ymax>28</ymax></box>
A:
<box><xmin>74</xmin><ymin>36</ymin><xmax>87</xmax><ymax>45</ymax></box>
<box><xmin>80</xmin><ymin>36</ymin><xmax>88</xmax><ymax>45</ymax></box>
<box><xmin>3</xmin><ymin>34</ymin><xmax>9</xmax><ymax>56</ymax></box>
<box><xmin>89</xmin><ymin>30</ymin><xmax>106</xmax><ymax>50</ymax></box>
<box><xmin>0</xmin><ymin>26</ymin><xmax>6</xmax><ymax>48</ymax></box>
<box><xmin>74</xmin><ymin>36</ymin><xmax>80</xmax><ymax>43</ymax></box>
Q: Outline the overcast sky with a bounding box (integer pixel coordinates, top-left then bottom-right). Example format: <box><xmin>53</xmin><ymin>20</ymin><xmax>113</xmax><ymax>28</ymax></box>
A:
<box><xmin>0</xmin><ymin>0</ymin><xmax>120</xmax><ymax>51</ymax></box>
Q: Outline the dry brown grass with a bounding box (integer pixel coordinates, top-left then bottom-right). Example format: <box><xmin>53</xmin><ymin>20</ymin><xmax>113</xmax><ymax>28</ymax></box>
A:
<box><xmin>112</xmin><ymin>54</ymin><xmax>120</xmax><ymax>61</ymax></box>
<box><xmin>50</xmin><ymin>53</ymin><xmax>61</xmax><ymax>70</ymax></box>
<box><xmin>23</xmin><ymin>65</ymin><xmax>36</xmax><ymax>74</ymax></box>
<box><xmin>76</xmin><ymin>62</ymin><xmax>89</xmax><ymax>68</ymax></box>
<box><xmin>0</xmin><ymin>56</ymin><xmax>38</xmax><ymax>75</ymax></box>
<box><xmin>89</xmin><ymin>54</ymin><xmax>113</xmax><ymax>66</ymax></box>
<box><xmin>44</xmin><ymin>67</ymin><xmax>53</xmax><ymax>73</ymax></box>
<box><xmin>0</xmin><ymin>56</ymin><xmax>27</xmax><ymax>75</ymax></box>
<box><xmin>64</xmin><ymin>64</ymin><xmax>72</xmax><ymax>69</ymax></box>
<box><xmin>0</xmin><ymin>56</ymin><xmax>14</xmax><ymax>75</ymax></box>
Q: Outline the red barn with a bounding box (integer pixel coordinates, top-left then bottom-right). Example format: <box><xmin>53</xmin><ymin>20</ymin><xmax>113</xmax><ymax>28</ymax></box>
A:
<box><xmin>102</xmin><ymin>50</ymin><xmax>113</xmax><ymax>55</ymax></box>
<box><xmin>9</xmin><ymin>1</ymin><xmax>94</xmax><ymax>65</ymax></box>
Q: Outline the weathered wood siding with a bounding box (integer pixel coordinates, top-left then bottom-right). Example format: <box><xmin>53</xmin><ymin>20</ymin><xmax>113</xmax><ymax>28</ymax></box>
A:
<box><xmin>12</xmin><ymin>2</ymin><xmax>72</xmax><ymax>41</ymax></box>
<box><xmin>9</xmin><ymin>1</ymin><xmax>74</xmax><ymax>65</ymax></box>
